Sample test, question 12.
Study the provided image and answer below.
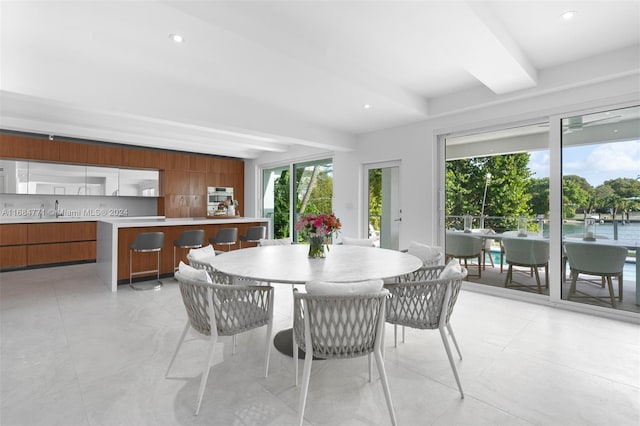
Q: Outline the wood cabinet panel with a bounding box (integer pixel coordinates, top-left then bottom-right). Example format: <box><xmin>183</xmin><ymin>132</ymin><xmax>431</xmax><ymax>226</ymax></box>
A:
<box><xmin>190</xmin><ymin>172</ymin><xmax>206</xmax><ymax>196</ymax></box>
<box><xmin>165</xmin><ymin>152</ymin><xmax>190</xmax><ymax>170</ymax></box>
<box><xmin>0</xmin><ymin>246</ymin><xmax>27</xmax><ymax>268</ymax></box>
<box><xmin>0</xmin><ymin>134</ymin><xmax>30</xmax><ymax>158</ymax></box>
<box><xmin>58</xmin><ymin>141</ymin><xmax>88</xmax><ymax>163</ymax></box>
<box><xmin>28</xmin><ymin>138</ymin><xmax>60</xmax><ymax>161</ymax></box>
<box><xmin>0</xmin><ymin>224</ymin><xmax>28</xmax><ymax>246</ymax></box>
<box><xmin>164</xmin><ymin>170</ymin><xmax>190</xmax><ymax>195</ymax></box>
<box><xmin>87</xmin><ymin>144</ymin><xmax>123</xmax><ymax>166</ymax></box>
<box><xmin>28</xmin><ymin>241</ymin><xmax>96</xmax><ymax>265</ymax></box>
<box><xmin>190</xmin><ymin>155</ymin><xmax>208</xmax><ymax>172</ymax></box>
<box><xmin>144</xmin><ymin>150</ymin><xmax>166</xmax><ymax>169</ymax></box>
<box><xmin>27</xmin><ymin>222</ymin><xmax>96</xmax><ymax>244</ymax></box>
<box><xmin>121</xmin><ymin>148</ymin><xmax>146</xmax><ymax>168</ymax></box>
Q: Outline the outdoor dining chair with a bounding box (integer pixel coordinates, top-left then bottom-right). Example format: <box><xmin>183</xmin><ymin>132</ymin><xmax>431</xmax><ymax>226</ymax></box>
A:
<box><xmin>445</xmin><ymin>232</ymin><xmax>483</xmax><ymax>277</ymax></box>
<box><xmin>564</xmin><ymin>242</ymin><xmax>627</xmax><ymax>307</ymax></box>
<box><xmin>502</xmin><ymin>238</ymin><xmax>550</xmax><ymax>294</ymax></box>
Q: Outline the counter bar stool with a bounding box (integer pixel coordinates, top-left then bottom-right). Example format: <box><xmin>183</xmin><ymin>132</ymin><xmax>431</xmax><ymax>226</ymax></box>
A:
<box><xmin>239</xmin><ymin>226</ymin><xmax>266</xmax><ymax>248</ymax></box>
<box><xmin>209</xmin><ymin>227</ymin><xmax>238</xmax><ymax>252</ymax></box>
<box><xmin>173</xmin><ymin>230</ymin><xmax>205</xmax><ymax>272</ymax></box>
<box><xmin>130</xmin><ymin>231</ymin><xmax>165</xmax><ymax>291</ymax></box>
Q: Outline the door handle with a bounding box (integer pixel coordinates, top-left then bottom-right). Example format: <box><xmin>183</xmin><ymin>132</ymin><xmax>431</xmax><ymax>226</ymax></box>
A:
<box><xmin>394</xmin><ymin>218</ymin><xmax>402</xmax><ymax>222</ymax></box>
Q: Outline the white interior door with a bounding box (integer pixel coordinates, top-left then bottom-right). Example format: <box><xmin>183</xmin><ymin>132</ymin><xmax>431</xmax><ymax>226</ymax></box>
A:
<box><xmin>365</xmin><ymin>161</ymin><xmax>401</xmax><ymax>250</ymax></box>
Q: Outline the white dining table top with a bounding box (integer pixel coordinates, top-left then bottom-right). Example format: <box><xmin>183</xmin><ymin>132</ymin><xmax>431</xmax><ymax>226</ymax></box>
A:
<box><xmin>208</xmin><ymin>244</ymin><xmax>423</xmax><ymax>284</ymax></box>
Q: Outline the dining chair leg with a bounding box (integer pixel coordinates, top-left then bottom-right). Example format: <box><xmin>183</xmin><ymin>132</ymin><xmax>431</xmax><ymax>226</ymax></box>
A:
<box><xmin>568</xmin><ymin>271</ymin><xmax>578</xmax><ymax>300</ymax></box>
<box><xmin>606</xmin><ymin>276</ymin><xmax>616</xmax><ymax>308</ymax></box>
<box><xmin>534</xmin><ymin>267</ymin><xmax>542</xmax><ymax>294</ymax></box>
<box><xmin>439</xmin><ymin>325</ymin><xmax>464</xmax><ymax>399</ymax></box>
<box><xmin>297</xmin><ymin>351</ymin><xmax>313</xmax><ymax>426</ymax></box>
<box><xmin>293</xmin><ymin>335</ymin><xmax>299</xmax><ymax>387</ymax></box>
<box><xmin>264</xmin><ymin>309</ymin><xmax>273</xmax><ymax>378</ymax></box>
<box><xmin>446</xmin><ymin>323</ymin><xmax>462</xmax><ymax>360</ymax></box>
<box><xmin>195</xmin><ymin>334</ymin><xmax>218</xmax><ymax>415</ymax></box>
<box><xmin>393</xmin><ymin>324</ymin><xmax>398</xmax><ymax>348</ymax></box>
<box><xmin>165</xmin><ymin>321</ymin><xmax>190</xmax><ymax>377</ymax></box>
<box><xmin>402</xmin><ymin>326</ymin><xmax>405</xmax><ymax>343</ymax></box>
<box><xmin>618</xmin><ymin>273</ymin><xmax>624</xmax><ymax>302</ymax></box>
<box><xmin>374</xmin><ymin>349</ymin><xmax>397</xmax><ymax>426</ymax></box>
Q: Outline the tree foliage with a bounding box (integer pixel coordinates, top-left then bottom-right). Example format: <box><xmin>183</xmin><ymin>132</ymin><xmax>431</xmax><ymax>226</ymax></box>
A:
<box><xmin>446</xmin><ymin>153</ymin><xmax>532</xmax><ymax>229</ymax></box>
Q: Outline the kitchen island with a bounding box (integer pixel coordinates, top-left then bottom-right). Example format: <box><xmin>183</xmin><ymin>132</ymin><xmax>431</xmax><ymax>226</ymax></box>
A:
<box><xmin>97</xmin><ymin>217</ymin><xmax>270</xmax><ymax>291</ymax></box>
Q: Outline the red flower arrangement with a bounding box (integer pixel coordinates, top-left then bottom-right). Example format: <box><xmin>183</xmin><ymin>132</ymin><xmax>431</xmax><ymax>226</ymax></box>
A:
<box><xmin>294</xmin><ymin>212</ymin><xmax>342</xmax><ymax>237</ymax></box>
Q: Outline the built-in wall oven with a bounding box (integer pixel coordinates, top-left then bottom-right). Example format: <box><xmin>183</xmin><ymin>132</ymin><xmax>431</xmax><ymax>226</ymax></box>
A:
<box><xmin>207</xmin><ymin>187</ymin><xmax>234</xmax><ymax>215</ymax></box>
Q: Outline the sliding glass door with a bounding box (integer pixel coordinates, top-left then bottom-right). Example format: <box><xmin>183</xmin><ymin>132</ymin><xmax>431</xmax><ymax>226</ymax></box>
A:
<box><xmin>561</xmin><ymin>105</ymin><xmax>640</xmax><ymax>313</ymax></box>
<box><xmin>261</xmin><ymin>158</ymin><xmax>333</xmax><ymax>242</ymax></box>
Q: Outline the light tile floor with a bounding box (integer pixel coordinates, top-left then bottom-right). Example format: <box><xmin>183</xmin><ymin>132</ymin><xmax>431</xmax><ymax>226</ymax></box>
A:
<box><xmin>1</xmin><ymin>263</ymin><xmax>639</xmax><ymax>426</ymax></box>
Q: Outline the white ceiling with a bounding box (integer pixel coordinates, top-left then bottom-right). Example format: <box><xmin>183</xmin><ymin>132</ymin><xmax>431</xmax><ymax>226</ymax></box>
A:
<box><xmin>1</xmin><ymin>0</ymin><xmax>639</xmax><ymax>158</ymax></box>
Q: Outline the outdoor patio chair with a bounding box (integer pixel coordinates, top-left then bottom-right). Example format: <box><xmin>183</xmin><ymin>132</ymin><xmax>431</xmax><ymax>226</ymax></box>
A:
<box><xmin>564</xmin><ymin>242</ymin><xmax>627</xmax><ymax>307</ymax></box>
<box><xmin>445</xmin><ymin>232</ymin><xmax>483</xmax><ymax>277</ymax></box>
<box><xmin>502</xmin><ymin>238</ymin><xmax>549</xmax><ymax>294</ymax></box>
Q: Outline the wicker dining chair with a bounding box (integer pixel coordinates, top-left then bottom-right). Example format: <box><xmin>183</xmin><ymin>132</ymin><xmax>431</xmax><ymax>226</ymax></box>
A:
<box><xmin>166</xmin><ymin>268</ymin><xmax>274</xmax><ymax>415</ymax></box>
<box><xmin>292</xmin><ymin>288</ymin><xmax>396</xmax><ymax>426</ymax></box>
<box><xmin>385</xmin><ymin>263</ymin><xmax>467</xmax><ymax>399</ymax></box>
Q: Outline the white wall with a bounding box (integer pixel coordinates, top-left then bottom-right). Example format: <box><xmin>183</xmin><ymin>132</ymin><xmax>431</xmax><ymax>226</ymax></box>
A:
<box><xmin>247</xmin><ymin>73</ymin><xmax>640</xmax><ymax>250</ymax></box>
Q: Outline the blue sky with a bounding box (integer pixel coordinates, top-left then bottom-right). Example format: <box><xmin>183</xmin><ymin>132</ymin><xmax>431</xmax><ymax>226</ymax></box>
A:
<box><xmin>529</xmin><ymin>141</ymin><xmax>640</xmax><ymax>187</ymax></box>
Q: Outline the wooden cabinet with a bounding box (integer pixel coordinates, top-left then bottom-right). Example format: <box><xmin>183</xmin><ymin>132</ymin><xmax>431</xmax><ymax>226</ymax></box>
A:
<box><xmin>121</xmin><ymin>148</ymin><xmax>146</xmax><ymax>168</ymax></box>
<box><xmin>189</xmin><ymin>172</ymin><xmax>205</xmax><ymax>195</ymax></box>
<box><xmin>0</xmin><ymin>134</ymin><xmax>30</xmax><ymax>158</ymax></box>
<box><xmin>0</xmin><ymin>246</ymin><xmax>27</xmax><ymax>268</ymax></box>
<box><xmin>87</xmin><ymin>144</ymin><xmax>123</xmax><ymax>166</ymax></box>
<box><xmin>116</xmin><ymin>221</ymin><xmax>266</xmax><ymax>282</ymax></box>
<box><xmin>190</xmin><ymin>155</ymin><xmax>208</xmax><ymax>172</ymax></box>
<box><xmin>28</xmin><ymin>222</ymin><xmax>96</xmax><ymax>244</ymax></box>
<box><xmin>0</xmin><ymin>224</ymin><xmax>28</xmax><ymax>246</ymax></box>
<box><xmin>28</xmin><ymin>241</ymin><xmax>96</xmax><ymax>264</ymax></box>
<box><xmin>164</xmin><ymin>170</ymin><xmax>190</xmax><ymax>195</ymax></box>
<box><xmin>144</xmin><ymin>150</ymin><xmax>166</xmax><ymax>169</ymax></box>
<box><xmin>1</xmin><ymin>132</ymin><xmax>246</xmax><ymax>220</ymax></box>
<box><xmin>0</xmin><ymin>221</ymin><xmax>97</xmax><ymax>270</ymax></box>
<box><xmin>28</xmin><ymin>138</ymin><xmax>60</xmax><ymax>161</ymax></box>
<box><xmin>59</xmin><ymin>141</ymin><xmax>88</xmax><ymax>163</ymax></box>
<box><xmin>166</xmin><ymin>152</ymin><xmax>190</xmax><ymax>170</ymax></box>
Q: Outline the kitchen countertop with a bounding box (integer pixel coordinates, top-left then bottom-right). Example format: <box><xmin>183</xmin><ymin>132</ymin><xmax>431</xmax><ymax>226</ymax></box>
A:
<box><xmin>0</xmin><ymin>216</ymin><xmax>269</xmax><ymax>225</ymax></box>
<box><xmin>0</xmin><ymin>216</ymin><xmax>165</xmax><ymax>224</ymax></box>
<box><xmin>99</xmin><ymin>216</ymin><xmax>269</xmax><ymax>228</ymax></box>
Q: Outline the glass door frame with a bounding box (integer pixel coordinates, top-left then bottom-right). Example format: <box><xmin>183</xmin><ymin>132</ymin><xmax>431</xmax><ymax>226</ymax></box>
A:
<box><xmin>436</xmin><ymin>102</ymin><xmax>640</xmax><ymax>321</ymax></box>
<box><xmin>363</xmin><ymin>160</ymin><xmax>402</xmax><ymax>249</ymax></box>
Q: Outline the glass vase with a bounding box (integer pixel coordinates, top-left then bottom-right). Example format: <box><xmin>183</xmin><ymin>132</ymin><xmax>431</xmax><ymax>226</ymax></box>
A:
<box><xmin>308</xmin><ymin>235</ymin><xmax>326</xmax><ymax>259</ymax></box>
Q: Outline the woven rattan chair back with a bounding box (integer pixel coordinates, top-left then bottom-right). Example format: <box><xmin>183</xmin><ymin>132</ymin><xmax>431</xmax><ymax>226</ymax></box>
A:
<box><xmin>293</xmin><ymin>291</ymin><xmax>388</xmax><ymax>359</ymax></box>
<box><xmin>167</xmin><ymin>271</ymin><xmax>274</xmax><ymax>415</ymax></box>
<box><xmin>292</xmin><ymin>289</ymin><xmax>396</xmax><ymax>426</ymax></box>
<box><xmin>387</xmin><ymin>265</ymin><xmax>465</xmax><ymax>329</ymax></box>
<box><xmin>188</xmin><ymin>258</ymin><xmax>232</xmax><ymax>284</ymax></box>
<box><xmin>384</xmin><ymin>265</ymin><xmax>467</xmax><ymax>399</ymax></box>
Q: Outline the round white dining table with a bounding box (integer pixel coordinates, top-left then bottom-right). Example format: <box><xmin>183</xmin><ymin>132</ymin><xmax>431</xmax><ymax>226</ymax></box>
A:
<box><xmin>207</xmin><ymin>244</ymin><xmax>423</xmax><ymax>358</ymax></box>
<box><xmin>207</xmin><ymin>244</ymin><xmax>423</xmax><ymax>284</ymax></box>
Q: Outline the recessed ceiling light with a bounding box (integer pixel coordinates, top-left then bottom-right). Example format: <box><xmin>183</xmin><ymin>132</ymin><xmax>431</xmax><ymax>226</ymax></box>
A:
<box><xmin>169</xmin><ymin>33</ymin><xmax>184</xmax><ymax>43</ymax></box>
<box><xmin>561</xmin><ymin>10</ymin><xmax>576</xmax><ymax>20</ymax></box>
<box><xmin>363</xmin><ymin>104</ymin><xmax>372</xmax><ymax>109</ymax></box>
